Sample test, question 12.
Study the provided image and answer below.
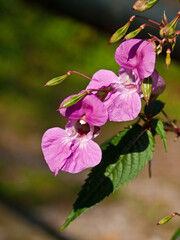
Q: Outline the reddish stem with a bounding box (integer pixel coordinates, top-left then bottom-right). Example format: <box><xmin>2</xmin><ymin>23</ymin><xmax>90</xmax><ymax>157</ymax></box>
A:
<box><xmin>162</xmin><ymin>110</ymin><xmax>177</xmax><ymax>129</ymax></box>
<box><xmin>67</xmin><ymin>70</ymin><xmax>92</xmax><ymax>81</ymax></box>
<box><xmin>140</xmin><ymin>23</ymin><xmax>160</xmax><ymax>30</ymax></box>
<box><xmin>135</xmin><ymin>15</ymin><xmax>160</xmax><ymax>26</ymax></box>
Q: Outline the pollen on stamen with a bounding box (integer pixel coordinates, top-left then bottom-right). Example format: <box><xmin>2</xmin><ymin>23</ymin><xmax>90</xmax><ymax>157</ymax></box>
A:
<box><xmin>79</xmin><ymin>119</ymin><xmax>87</xmax><ymax>125</ymax></box>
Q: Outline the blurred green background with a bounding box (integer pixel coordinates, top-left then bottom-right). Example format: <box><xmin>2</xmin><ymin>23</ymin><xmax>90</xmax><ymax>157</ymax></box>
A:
<box><xmin>0</xmin><ymin>0</ymin><xmax>180</xmax><ymax>240</ymax></box>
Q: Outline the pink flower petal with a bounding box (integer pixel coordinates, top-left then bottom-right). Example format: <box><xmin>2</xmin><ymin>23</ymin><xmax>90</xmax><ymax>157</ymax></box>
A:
<box><xmin>83</xmin><ymin>95</ymin><xmax>108</xmax><ymax>126</ymax></box>
<box><xmin>61</xmin><ymin>140</ymin><xmax>102</xmax><ymax>173</ymax></box>
<box><xmin>41</xmin><ymin>127</ymin><xmax>72</xmax><ymax>175</ymax></box>
<box><xmin>104</xmin><ymin>91</ymin><xmax>141</xmax><ymax>122</ymax></box>
<box><xmin>86</xmin><ymin>69</ymin><xmax>119</xmax><ymax>90</ymax></box>
<box><xmin>115</xmin><ymin>39</ymin><xmax>155</xmax><ymax>79</ymax></box>
<box><xmin>137</xmin><ymin>41</ymin><xmax>156</xmax><ymax>79</ymax></box>
<box><xmin>60</xmin><ymin>94</ymin><xmax>108</xmax><ymax>126</ymax></box>
<box><xmin>60</xmin><ymin>91</ymin><xmax>85</xmax><ymax>118</ymax></box>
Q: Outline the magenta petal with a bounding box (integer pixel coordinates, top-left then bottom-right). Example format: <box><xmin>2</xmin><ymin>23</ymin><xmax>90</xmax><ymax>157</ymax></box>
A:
<box><xmin>151</xmin><ymin>70</ymin><xmax>166</xmax><ymax>96</ymax></box>
<box><xmin>86</xmin><ymin>69</ymin><xmax>118</xmax><ymax>90</ymax></box>
<box><xmin>136</xmin><ymin>41</ymin><xmax>156</xmax><ymax>79</ymax></box>
<box><xmin>83</xmin><ymin>95</ymin><xmax>108</xmax><ymax>126</ymax></box>
<box><xmin>115</xmin><ymin>39</ymin><xmax>155</xmax><ymax>79</ymax></box>
<box><xmin>104</xmin><ymin>91</ymin><xmax>141</xmax><ymax>122</ymax></box>
<box><xmin>61</xmin><ymin>140</ymin><xmax>102</xmax><ymax>173</ymax></box>
<box><xmin>41</xmin><ymin>127</ymin><xmax>72</xmax><ymax>175</ymax></box>
<box><xmin>115</xmin><ymin>39</ymin><xmax>143</xmax><ymax>69</ymax></box>
<box><xmin>60</xmin><ymin>94</ymin><xmax>108</xmax><ymax>126</ymax></box>
<box><xmin>59</xmin><ymin>91</ymin><xmax>85</xmax><ymax>118</ymax></box>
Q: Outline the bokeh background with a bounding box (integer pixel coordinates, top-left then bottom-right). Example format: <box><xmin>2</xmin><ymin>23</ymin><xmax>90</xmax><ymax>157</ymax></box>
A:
<box><xmin>0</xmin><ymin>0</ymin><xmax>180</xmax><ymax>239</ymax></box>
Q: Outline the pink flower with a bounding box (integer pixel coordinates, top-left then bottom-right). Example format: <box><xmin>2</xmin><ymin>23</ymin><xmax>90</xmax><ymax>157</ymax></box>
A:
<box><xmin>115</xmin><ymin>39</ymin><xmax>156</xmax><ymax>83</ymax></box>
<box><xmin>86</xmin><ymin>69</ymin><xmax>141</xmax><ymax>122</ymax></box>
<box><xmin>59</xmin><ymin>93</ymin><xmax>108</xmax><ymax>126</ymax></box>
<box><xmin>41</xmin><ymin>94</ymin><xmax>108</xmax><ymax>174</ymax></box>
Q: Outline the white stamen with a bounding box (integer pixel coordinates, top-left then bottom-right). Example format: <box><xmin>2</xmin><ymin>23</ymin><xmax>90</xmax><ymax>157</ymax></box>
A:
<box><xmin>79</xmin><ymin>119</ymin><xmax>87</xmax><ymax>125</ymax></box>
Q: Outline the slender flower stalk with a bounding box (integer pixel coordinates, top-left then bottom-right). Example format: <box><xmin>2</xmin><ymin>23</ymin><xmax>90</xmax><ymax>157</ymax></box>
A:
<box><xmin>67</xmin><ymin>70</ymin><xmax>92</xmax><ymax>81</ymax></box>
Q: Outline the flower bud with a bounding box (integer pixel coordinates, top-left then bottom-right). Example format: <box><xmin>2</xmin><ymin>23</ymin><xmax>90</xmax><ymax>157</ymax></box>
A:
<box><xmin>44</xmin><ymin>74</ymin><xmax>68</xmax><ymax>87</ymax></box>
<box><xmin>61</xmin><ymin>91</ymin><xmax>88</xmax><ymax>108</ymax></box>
<box><xmin>156</xmin><ymin>44</ymin><xmax>162</xmax><ymax>55</ymax></box>
<box><xmin>124</xmin><ymin>26</ymin><xmax>143</xmax><ymax>40</ymax></box>
<box><xmin>157</xmin><ymin>213</ymin><xmax>176</xmax><ymax>225</ymax></box>
<box><xmin>142</xmin><ymin>77</ymin><xmax>152</xmax><ymax>104</ymax></box>
<box><xmin>160</xmin><ymin>11</ymin><xmax>180</xmax><ymax>38</ymax></box>
<box><xmin>150</xmin><ymin>40</ymin><xmax>157</xmax><ymax>52</ymax></box>
<box><xmin>109</xmin><ymin>16</ymin><xmax>135</xmax><ymax>44</ymax></box>
<box><xmin>133</xmin><ymin>0</ymin><xmax>159</xmax><ymax>12</ymax></box>
<box><xmin>165</xmin><ymin>49</ymin><xmax>171</xmax><ymax>68</ymax></box>
<box><xmin>170</xmin><ymin>38</ymin><xmax>176</xmax><ymax>51</ymax></box>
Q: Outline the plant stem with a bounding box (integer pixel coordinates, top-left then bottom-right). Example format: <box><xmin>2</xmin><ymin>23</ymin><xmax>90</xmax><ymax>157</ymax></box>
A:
<box><xmin>67</xmin><ymin>70</ymin><xmax>92</xmax><ymax>81</ymax></box>
<box><xmin>162</xmin><ymin>110</ymin><xmax>177</xmax><ymax>129</ymax></box>
<box><xmin>135</xmin><ymin>15</ymin><xmax>160</xmax><ymax>26</ymax></box>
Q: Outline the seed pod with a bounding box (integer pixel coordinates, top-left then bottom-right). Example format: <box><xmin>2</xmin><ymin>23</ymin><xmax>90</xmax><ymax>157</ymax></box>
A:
<box><xmin>124</xmin><ymin>25</ymin><xmax>144</xmax><ymax>40</ymax></box>
<box><xmin>109</xmin><ymin>17</ymin><xmax>135</xmax><ymax>44</ymax></box>
<box><xmin>61</xmin><ymin>91</ymin><xmax>88</xmax><ymax>108</ymax></box>
<box><xmin>44</xmin><ymin>74</ymin><xmax>68</xmax><ymax>87</ymax></box>
<box><xmin>160</xmin><ymin>12</ymin><xmax>180</xmax><ymax>38</ymax></box>
<box><xmin>133</xmin><ymin>0</ymin><xmax>159</xmax><ymax>12</ymax></box>
<box><xmin>142</xmin><ymin>77</ymin><xmax>152</xmax><ymax>104</ymax></box>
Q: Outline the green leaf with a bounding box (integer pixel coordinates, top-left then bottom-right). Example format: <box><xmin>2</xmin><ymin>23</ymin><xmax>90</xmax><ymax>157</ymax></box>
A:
<box><xmin>61</xmin><ymin>91</ymin><xmax>87</xmax><ymax>108</ymax></box>
<box><xmin>133</xmin><ymin>0</ymin><xmax>159</xmax><ymax>12</ymax></box>
<box><xmin>144</xmin><ymin>100</ymin><xmax>165</xmax><ymax>117</ymax></box>
<box><xmin>151</xmin><ymin>119</ymin><xmax>167</xmax><ymax>151</ymax></box>
<box><xmin>171</xmin><ymin>228</ymin><xmax>180</xmax><ymax>240</ymax></box>
<box><xmin>60</xmin><ymin>124</ymin><xmax>154</xmax><ymax>231</ymax></box>
<box><xmin>44</xmin><ymin>74</ymin><xmax>68</xmax><ymax>87</ymax></box>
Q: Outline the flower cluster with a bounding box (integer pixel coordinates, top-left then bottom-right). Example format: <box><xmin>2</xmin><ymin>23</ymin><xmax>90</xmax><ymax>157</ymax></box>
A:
<box><xmin>41</xmin><ymin>39</ymin><xmax>166</xmax><ymax>175</ymax></box>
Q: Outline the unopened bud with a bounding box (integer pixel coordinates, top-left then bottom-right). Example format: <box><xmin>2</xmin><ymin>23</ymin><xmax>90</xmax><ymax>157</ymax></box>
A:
<box><xmin>170</xmin><ymin>38</ymin><xmax>176</xmax><ymax>51</ymax></box>
<box><xmin>150</xmin><ymin>40</ymin><xmax>157</xmax><ymax>52</ymax></box>
<box><xmin>44</xmin><ymin>74</ymin><xmax>68</xmax><ymax>87</ymax></box>
<box><xmin>165</xmin><ymin>49</ymin><xmax>171</xmax><ymax>68</ymax></box>
<box><xmin>157</xmin><ymin>212</ymin><xmax>176</xmax><ymax>225</ymax></box>
<box><xmin>133</xmin><ymin>0</ymin><xmax>159</xmax><ymax>12</ymax></box>
<box><xmin>156</xmin><ymin>44</ymin><xmax>162</xmax><ymax>55</ymax></box>
<box><xmin>142</xmin><ymin>77</ymin><xmax>152</xmax><ymax>104</ymax></box>
<box><xmin>109</xmin><ymin>16</ymin><xmax>135</xmax><ymax>44</ymax></box>
<box><xmin>109</xmin><ymin>24</ymin><xmax>129</xmax><ymax>44</ymax></box>
<box><xmin>61</xmin><ymin>91</ymin><xmax>87</xmax><ymax>108</ymax></box>
<box><xmin>160</xmin><ymin>11</ymin><xmax>180</xmax><ymax>38</ymax></box>
<box><xmin>124</xmin><ymin>25</ymin><xmax>143</xmax><ymax>40</ymax></box>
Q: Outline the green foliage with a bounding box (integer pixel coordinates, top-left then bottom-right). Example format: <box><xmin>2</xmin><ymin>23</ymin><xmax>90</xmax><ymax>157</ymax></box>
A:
<box><xmin>151</xmin><ymin>119</ymin><xmax>167</xmax><ymax>151</ymax></box>
<box><xmin>60</xmin><ymin>124</ymin><xmax>155</xmax><ymax>231</ymax></box>
<box><xmin>144</xmin><ymin>100</ymin><xmax>165</xmax><ymax>117</ymax></box>
<box><xmin>171</xmin><ymin>228</ymin><xmax>180</xmax><ymax>240</ymax></box>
